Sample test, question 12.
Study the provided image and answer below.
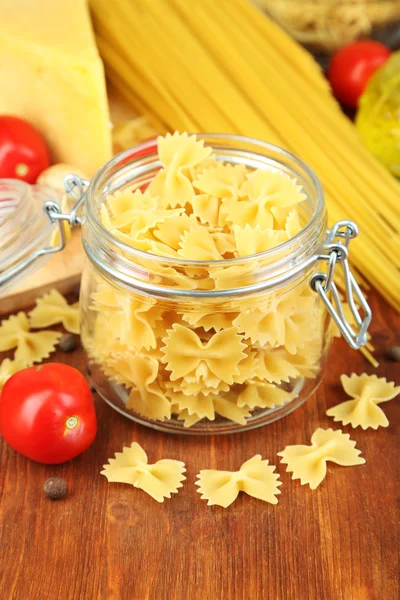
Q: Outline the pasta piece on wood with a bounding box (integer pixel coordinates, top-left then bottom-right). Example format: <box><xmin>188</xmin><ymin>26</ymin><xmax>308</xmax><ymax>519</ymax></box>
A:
<box><xmin>327</xmin><ymin>373</ymin><xmax>400</xmax><ymax>430</ymax></box>
<box><xmin>29</xmin><ymin>289</ymin><xmax>80</xmax><ymax>334</ymax></box>
<box><xmin>196</xmin><ymin>455</ymin><xmax>282</xmax><ymax>507</ymax></box>
<box><xmin>0</xmin><ymin>312</ymin><xmax>61</xmax><ymax>364</ymax></box>
<box><xmin>101</xmin><ymin>442</ymin><xmax>186</xmax><ymax>502</ymax></box>
<box><xmin>278</xmin><ymin>428</ymin><xmax>365</xmax><ymax>490</ymax></box>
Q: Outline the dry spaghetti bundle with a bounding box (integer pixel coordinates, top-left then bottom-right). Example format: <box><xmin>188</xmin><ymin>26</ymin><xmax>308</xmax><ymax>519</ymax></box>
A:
<box><xmin>90</xmin><ymin>0</ymin><xmax>400</xmax><ymax>311</ymax></box>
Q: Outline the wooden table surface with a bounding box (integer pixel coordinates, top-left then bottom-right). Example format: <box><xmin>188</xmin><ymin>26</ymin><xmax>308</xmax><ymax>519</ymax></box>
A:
<box><xmin>0</xmin><ymin>289</ymin><xmax>399</xmax><ymax>600</ymax></box>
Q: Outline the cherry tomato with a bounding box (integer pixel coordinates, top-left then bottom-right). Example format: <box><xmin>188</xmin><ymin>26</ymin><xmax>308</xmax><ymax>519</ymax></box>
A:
<box><xmin>0</xmin><ymin>363</ymin><xmax>97</xmax><ymax>464</ymax></box>
<box><xmin>132</xmin><ymin>139</ymin><xmax>157</xmax><ymax>159</ymax></box>
<box><xmin>130</xmin><ymin>138</ymin><xmax>158</xmax><ymax>192</ymax></box>
<box><xmin>328</xmin><ymin>41</ymin><xmax>391</xmax><ymax>108</ymax></box>
<box><xmin>0</xmin><ymin>116</ymin><xmax>50</xmax><ymax>183</ymax></box>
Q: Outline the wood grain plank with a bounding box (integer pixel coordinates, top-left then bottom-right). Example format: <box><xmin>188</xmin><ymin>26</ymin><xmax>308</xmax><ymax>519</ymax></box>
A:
<box><xmin>0</xmin><ymin>290</ymin><xmax>399</xmax><ymax>600</ymax></box>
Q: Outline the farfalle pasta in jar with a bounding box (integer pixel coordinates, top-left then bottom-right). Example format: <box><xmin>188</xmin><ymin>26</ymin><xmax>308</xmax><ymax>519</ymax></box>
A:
<box><xmin>0</xmin><ymin>133</ymin><xmax>371</xmax><ymax>433</ymax></box>
<box><xmin>76</xmin><ymin>133</ymin><xmax>370</xmax><ymax>433</ymax></box>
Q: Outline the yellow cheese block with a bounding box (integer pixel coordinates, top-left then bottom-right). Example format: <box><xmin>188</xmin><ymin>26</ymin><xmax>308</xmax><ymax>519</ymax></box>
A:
<box><xmin>0</xmin><ymin>0</ymin><xmax>112</xmax><ymax>176</ymax></box>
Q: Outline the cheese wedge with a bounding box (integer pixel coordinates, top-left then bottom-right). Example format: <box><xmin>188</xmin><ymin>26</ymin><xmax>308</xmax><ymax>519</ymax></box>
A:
<box><xmin>0</xmin><ymin>0</ymin><xmax>112</xmax><ymax>176</ymax></box>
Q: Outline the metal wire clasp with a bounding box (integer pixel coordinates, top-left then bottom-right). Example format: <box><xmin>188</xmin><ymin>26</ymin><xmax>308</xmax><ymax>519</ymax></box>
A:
<box><xmin>44</xmin><ymin>175</ymin><xmax>89</xmax><ymax>234</ymax></box>
<box><xmin>310</xmin><ymin>220</ymin><xmax>372</xmax><ymax>350</ymax></box>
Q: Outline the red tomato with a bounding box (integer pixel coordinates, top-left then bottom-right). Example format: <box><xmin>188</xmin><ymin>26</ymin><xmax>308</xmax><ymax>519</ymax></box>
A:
<box><xmin>328</xmin><ymin>41</ymin><xmax>391</xmax><ymax>108</ymax></box>
<box><xmin>131</xmin><ymin>139</ymin><xmax>158</xmax><ymax>192</ymax></box>
<box><xmin>133</xmin><ymin>140</ymin><xmax>157</xmax><ymax>158</ymax></box>
<box><xmin>0</xmin><ymin>364</ymin><xmax>97</xmax><ymax>464</ymax></box>
<box><xmin>0</xmin><ymin>116</ymin><xmax>50</xmax><ymax>183</ymax></box>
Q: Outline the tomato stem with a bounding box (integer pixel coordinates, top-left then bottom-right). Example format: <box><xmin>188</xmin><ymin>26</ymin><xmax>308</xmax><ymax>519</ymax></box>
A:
<box><xmin>15</xmin><ymin>163</ymin><xmax>29</xmax><ymax>177</ymax></box>
<box><xmin>65</xmin><ymin>416</ymin><xmax>79</xmax><ymax>430</ymax></box>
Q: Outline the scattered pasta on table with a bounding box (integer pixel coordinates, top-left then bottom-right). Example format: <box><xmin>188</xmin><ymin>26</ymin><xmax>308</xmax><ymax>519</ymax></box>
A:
<box><xmin>101</xmin><ymin>442</ymin><xmax>186</xmax><ymax>502</ymax></box>
<box><xmin>327</xmin><ymin>373</ymin><xmax>400</xmax><ymax>430</ymax></box>
<box><xmin>0</xmin><ymin>290</ymin><xmax>80</xmax><ymax>389</ymax></box>
<box><xmin>278</xmin><ymin>428</ymin><xmax>366</xmax><ymax>490</ymax></box>
<box><xmin>196</xmin><ymin>455</ymin><xmax>282</xmax><ymax>508</ymax></box>
<box><xmin>0</xmin><ymin>312</ymin><xmax>61</xmax><ymax>366</ymax></box>
<box><xmin>29</xmin><ymin>289</ymin><xmax>80</xmax><ymax>334</ymax></box>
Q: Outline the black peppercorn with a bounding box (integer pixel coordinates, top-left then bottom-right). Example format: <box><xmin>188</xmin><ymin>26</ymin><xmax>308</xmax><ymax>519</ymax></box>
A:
<box><xmin>59</xmin><ymin>333</ymin><xmax>77</xmax><ymax>353</ymax></box>
<box><xmin>43</xmin><ymin>477</ymin><xmax>68</xmax><ymax>500</ymax></box>
<box><xmin>384</xmin><ymin>346</ymin><xmax>400</xmax><ymax>362</ymax></box>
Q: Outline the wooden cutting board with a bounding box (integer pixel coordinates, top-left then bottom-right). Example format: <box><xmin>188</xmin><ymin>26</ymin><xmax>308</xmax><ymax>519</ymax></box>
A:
<box><xmin>1</xmin><ymin>88</ymin><xmax>137</xmax><ymax>315</ymax></box>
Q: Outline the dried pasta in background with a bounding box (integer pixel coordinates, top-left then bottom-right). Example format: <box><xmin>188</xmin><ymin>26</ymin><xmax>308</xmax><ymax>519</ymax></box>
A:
<box><xmin>278</xmin><ymin>428</ymin><xmax>365</xmax><ymax>490</ymax></box>
<box><xmin>196</xmin><ymin>455</ymin><xmax>282</xmax><ymax>507</ymax></box>
<box><xmin>327</xmin><ymin>373</ymin><xmax>400</xmax><ymax>430</ymax></box>
<box><xmin>101</xmin><ymin>442</ymin><xmax>186</xmax><ymax>502</ymax></box>
<box><xmin>0</xmin><ymin>312</ymin><xmax>61</xmax><ymax>365</ymax></box>
<box><xmin>255</xmin><ymin>0</ymin><xmax>400</xmax><ymax>52</ymax></box>
<box><xmin>112</xmin><ymin>116</ymin><xmax>160</xmax><ymax>154</ymax></box>
<box><xmin>29</xmin><ymin>289</ymin><xmax>80</xmax><ymax>334</ymax></box>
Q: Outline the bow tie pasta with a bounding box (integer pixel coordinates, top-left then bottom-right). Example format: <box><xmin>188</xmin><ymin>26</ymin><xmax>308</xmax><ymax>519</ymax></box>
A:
<box><xmin>196</xmin><ymin>455</ymin><xmax>282</xmax><ymax>508</ymax></box>
<box><xmin>278</xmin><ymin>428</ymin><xmax>365</xmax><ymax>489</ymax></box>
<box><xmin>327</xmin><ymin>373</ymin><xmax>400</xmax><ymax>430</ymax></box>
<box><xmin>102</xmin><ymin>442</ymin><xmax>186</xmax><ymax>502</ymax></box>
<box><xmin>84</xmin><ymin>132</ymin><xmax>330</xmax><ymax>429</ymax></box>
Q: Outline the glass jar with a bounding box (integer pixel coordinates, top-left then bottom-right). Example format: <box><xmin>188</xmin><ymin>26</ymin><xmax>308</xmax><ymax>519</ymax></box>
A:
<box><xmin>0</xmin><ymin>180</ymin><xmax>60</xmax><ymax>295</ymax></box>
<box><xmin>0</xmin><ymin>134</ymin><xmax>371</xmax><ymax>434</ymax></box>
<box><xmin>77</xmin><ymin>134</ymin><xmax>369</xmax><ymax>434</ymax></box>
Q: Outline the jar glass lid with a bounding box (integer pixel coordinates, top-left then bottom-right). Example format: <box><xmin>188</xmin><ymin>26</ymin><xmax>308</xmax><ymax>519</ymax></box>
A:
<box><xmin>0</xmin><ymin>180</ymin><xmax>60</xmax><ymax>296</ymax></box>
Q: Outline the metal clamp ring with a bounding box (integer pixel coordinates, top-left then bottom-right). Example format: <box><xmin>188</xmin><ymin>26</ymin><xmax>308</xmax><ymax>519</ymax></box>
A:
<box><xmin>310</xmin><ymin>219</ymin><xmax>372</xmax><ymax>350</ymax></box>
